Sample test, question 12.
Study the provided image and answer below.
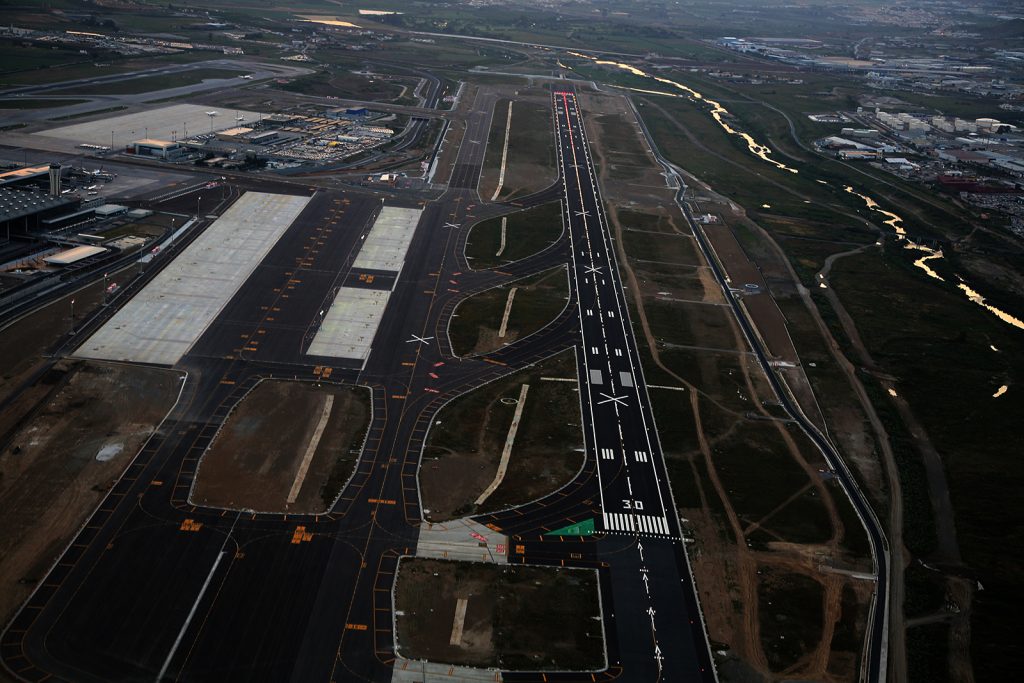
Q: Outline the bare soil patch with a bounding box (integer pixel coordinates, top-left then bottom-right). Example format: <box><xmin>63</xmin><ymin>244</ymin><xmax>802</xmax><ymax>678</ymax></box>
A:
<box><xmin>704</xmin><ymin>223</ymin><xmax>799</xmax><ymax>363</ymax></box>
<box><xmin>420</xmin><ymin>351</ymin><xmax>582</xmax><ymax>521</ymax></box>
<box><xmin>0</xmin><ymin>360</ymin><xmax>180</xmax><ymax>626</ymax></box>
<box><xmin>192</xmin><ymin>380</ymin><xmax>370</xmax><ymax>513</ymax></box>
<box><xmin>394</xmin><ymin>558</ymin><xmax>604</xmax><ymax>670</ymax></box>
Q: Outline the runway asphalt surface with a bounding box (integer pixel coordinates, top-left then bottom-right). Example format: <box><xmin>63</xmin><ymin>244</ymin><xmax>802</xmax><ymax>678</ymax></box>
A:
<box><xmin>1</xmin><ymin>86</ymin><xmax>717</xmax><ymax>682</ymax></box>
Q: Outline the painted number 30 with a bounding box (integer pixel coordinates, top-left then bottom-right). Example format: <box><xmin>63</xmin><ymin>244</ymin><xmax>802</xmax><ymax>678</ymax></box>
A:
<box><xmin>622</xmin><ymin>499</ymin><xmax>644</xmax><ymax>511</ymax></box>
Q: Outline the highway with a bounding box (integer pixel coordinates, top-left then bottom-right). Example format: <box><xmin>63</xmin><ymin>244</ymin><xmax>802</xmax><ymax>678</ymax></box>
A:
<box><xmin>550</xmin><ymin>89</ymin><xmax>716</xmax><ymax>681</ymax></box>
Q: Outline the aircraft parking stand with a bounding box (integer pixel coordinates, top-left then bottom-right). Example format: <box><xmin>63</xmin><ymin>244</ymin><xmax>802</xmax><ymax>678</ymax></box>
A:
<box><xmin>75</xmin><ymin>191</ymin><xmax>311</xmax><ymax>366</ymax></box>
<box><xmin>307</xmin><ymin>287</ymin><xmax>391</xmax><ymax>362</ymax></box>
<box><xmin>306</xmin><ymin>205</ymin><xmax>423</xmax><ymax>365</ymax></box>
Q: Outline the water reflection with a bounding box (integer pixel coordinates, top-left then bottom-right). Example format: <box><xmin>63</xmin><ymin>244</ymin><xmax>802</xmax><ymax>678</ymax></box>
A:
<box><xmin>956</xmin><ymin>280</ymin><xmax>1024</xmax><ymax>330</ymax></box>
<box><xmin>571</xmin><ymin>53</ymin><xmax>799</xmax><ymax>173</ymax></box>
<box><xmin>568</xmin><ymin>52</ymin><xmax>1023</xmax><ymax>330</ymax></box>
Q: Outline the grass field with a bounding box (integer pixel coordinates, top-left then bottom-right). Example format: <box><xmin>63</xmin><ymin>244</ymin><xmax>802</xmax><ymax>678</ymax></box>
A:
<box><xmin>479</xmin><ymin>97</ymin><xmax>557</xmax><ymax>201</ymax></box>
<box><xmin>620</xmin><ymin>69</ymin><xmax>1024</xmax><ymax>678</ymax></box>
<box><xmin>448</xmin><ymin>266</ymin><xmax>568</xmax><ymax>357</ymax></box>
<box><xmin>0</xmin><ymin>43</ymin><xmax>89</xmax><ymax>74</ymax></box>
<box><xmin>276</xmin><ymin>68</ymin><xmax>407</xmax><ymax>101</ymax></box>
<box><xmin>464</xmin><ymin>201</ymin><xmax>563</xmax><ymax>269</ymax></box>
<box><xmin>0</xmin><ymin>51</ymin><xmax>219</xmax><ymax>88</ymax></box>
<box><xmin>53</xmin><ymin>68</ymin><xmax>247</xmax><ymax>95</ymax></box>
<box><xmin>419</xmin><ymin>351</ymin><xmax>582</xmax><ymax>520</ymax></box>
<box><xmin>828</xmin><ymin>246</ymin><xmax>1024</xmax><ymax>679</ymax></box>
<box><xmin>0</xmin><ymin>98</ymin><xmax>88</xmax><ymax>109</ymax></box>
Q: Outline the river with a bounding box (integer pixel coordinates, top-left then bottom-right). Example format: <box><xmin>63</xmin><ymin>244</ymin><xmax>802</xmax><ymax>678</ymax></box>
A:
<box><xmin>569</xmin><ymin>53</ymin><xmax>1023</xmax><ymax>331</ymax></box>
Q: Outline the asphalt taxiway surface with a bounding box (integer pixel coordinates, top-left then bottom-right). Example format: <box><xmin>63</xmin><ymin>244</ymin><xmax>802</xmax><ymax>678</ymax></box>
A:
<box><xmin>2</xmin><ymin>86</ymin><xmax>716</xmax><ymax>682</ymax></box>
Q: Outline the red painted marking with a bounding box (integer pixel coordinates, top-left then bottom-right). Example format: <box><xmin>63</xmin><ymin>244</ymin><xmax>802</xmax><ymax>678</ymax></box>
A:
<box><xmin>470</xmin><ymin>531</ymin><xmax>487</xmax><ymax>543</ymax></box>
<box><xmin>428</xmin><ymin>372</ymin><xmax>439</xmax><ymax>379</ymax></box>
<box><xmin>433</xmin><ymin>361</ymin><xmax>445</xmax><ymax>367</ymax></box>
<box><xmin>424</xmin><ymin>387</ymin><xmax>440</xmax><ymax>394</ymax></box>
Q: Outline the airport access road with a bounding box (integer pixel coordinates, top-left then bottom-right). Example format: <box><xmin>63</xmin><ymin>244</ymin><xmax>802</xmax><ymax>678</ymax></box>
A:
<box><xmin>544</xmin><ymin>88</ymin><xmax>716</xmax><ymax>681</ymax></box>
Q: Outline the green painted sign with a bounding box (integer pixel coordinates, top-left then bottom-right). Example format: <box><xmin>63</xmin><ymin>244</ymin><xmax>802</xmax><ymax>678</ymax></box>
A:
<box><xmin>545</xmin><ymin>518</ymin><xmax>595</xmax><ymax>536</ymax></box>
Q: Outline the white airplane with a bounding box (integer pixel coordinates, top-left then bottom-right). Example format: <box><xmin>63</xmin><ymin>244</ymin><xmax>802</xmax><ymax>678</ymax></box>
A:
<box><xmin>241</xmin><ymin>75</ymin><xmax>253</xmax><ymax>80</ymax></box>
<box><xmin>205</xmin><ymin>111</ymin><xmax>218</xmax><ymax>116</ymax></box>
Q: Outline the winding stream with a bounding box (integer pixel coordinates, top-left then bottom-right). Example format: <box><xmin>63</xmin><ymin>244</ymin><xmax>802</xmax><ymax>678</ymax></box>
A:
<box><xmin>570</xmin><ymin>53</ymin><xmax>1023</xmax><ymax>331</ymax></box>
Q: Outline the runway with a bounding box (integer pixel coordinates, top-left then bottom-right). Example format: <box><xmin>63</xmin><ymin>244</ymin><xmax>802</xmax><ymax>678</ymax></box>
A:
<box><xmin>487</xmin><ymin>90</ymin><xmax>716</xmax><ymax>681</ymax></box>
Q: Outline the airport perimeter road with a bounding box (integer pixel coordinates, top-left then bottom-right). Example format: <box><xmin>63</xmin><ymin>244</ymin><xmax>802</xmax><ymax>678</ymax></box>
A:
<box><xmin>550</xmin><ymin>89</ymin><xmax>716</xmax><ymax>681</ymax></box>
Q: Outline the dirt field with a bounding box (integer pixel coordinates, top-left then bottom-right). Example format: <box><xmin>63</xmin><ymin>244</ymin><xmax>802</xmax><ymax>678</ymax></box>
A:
<box><xmin>192</xmin><ymin>380</ymin><xmax>370</xmax><ymax>513</ymax></box>
<box><xmin>0</xmin><ymin>266</ymin><xmax>139</xmax><ymax>402</ymax></box>
<box><xmin>420</xmin><ymin>351</ymin><xmax>582</xmax><ymax>520</ymax></box>
<box><xmin>703</xmin><ymin>223</ymin><xmax>800</xmax><ymax>364</ymax></box>
<box><xmin>0</xmin><ymin>360</ymin><xmax>181</xmax><ymax>627</ymax></box>
<box><xmin>394</xmin><ymin>558</ymin><xmax>604</xmax><ymax>670</ymax></box>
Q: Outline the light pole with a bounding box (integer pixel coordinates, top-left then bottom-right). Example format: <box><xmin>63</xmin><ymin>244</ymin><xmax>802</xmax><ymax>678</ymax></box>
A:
<box><xmin>69</xmin><ymin>298</ymin><xmax>75</xmax><ymax>332</ymax></box>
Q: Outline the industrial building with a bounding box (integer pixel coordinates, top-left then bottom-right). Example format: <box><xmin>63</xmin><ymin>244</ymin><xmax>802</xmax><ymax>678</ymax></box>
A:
<box><xmin>0</xmin><ymin>187</ymin><xmax>79</xmax><ymax>234</ymax></box>
<box><xmin>130</xmin><ymin>139</ymin><xmax>186</xmax><ymax>159</ymax></box>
